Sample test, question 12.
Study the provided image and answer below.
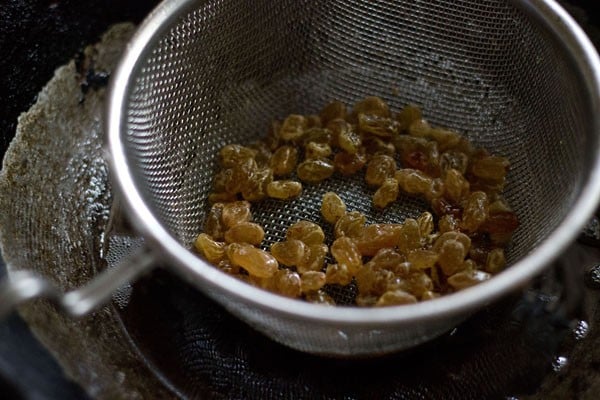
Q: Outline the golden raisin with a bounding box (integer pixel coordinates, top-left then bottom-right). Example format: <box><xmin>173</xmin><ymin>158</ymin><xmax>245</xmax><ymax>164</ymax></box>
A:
<box><xmin>272</xmin><ymin>269</ymin><xmax>302</xmax><ymax>298</ymax></box>
<box><xmin>321</xmin><ymin>192</ymin><xmax>347</xmax><ymax>224</ymax></box>
<box><xmin>287</xmin><ymin>221</ymin><xmax>325</xmax><ymax>245</ymax></box>
<box><xmin>485</xmin><ymin>248</ymin><xmax>506</xmax><ymax>274</ymax></box>
<box><xmin>325</xmin><ymin>263</ymin><xmax>353</xmax><ymax>286</ymax></box>
<box><xmin>297</xmin><ymin>243</ymin><xmax>328</xmax><ymax>273</ymax></box>
<box><xmin>416</xmin><ymin>211</ymin><xmax>434</xmax><ymax>238</ymax></box>
<box><xmin>358</xmin><ymin>114</ymin><xmax>399</xmax><ymax>138</ymax></box>
<box><xmin>398</xmin><ymin>218</ymin><xmax>421</xmax><ymax>254</ymax></box>
<box><xmin>219</xmin><ymin>144</ymin><xmax>257</xmax><ymax>168</ymax></box>
<box><xmin>365</xmin><ymin>154</ymin><xmax>396</xmax><ymax>187</ymax></box>
<box><xmin>444</xmin><ymin>168</ymin><xmax>470</xmax><ymax>204</ymax></box>
<box><xmin>297</xmin><ymin>158</ymin><xmax>335</xmax><ymax>183</ymax></box>
<box><xmin>437</xmin><ymin>239</ymin><xmax>466</xmax><ymax>276</ymax></box>
<box><xmin>319</xmin><ymin>100</ymin><xmax>347</xmax><ymax>125</ymax></box>
<box><xmin>301</xmin><ymin>271</ymin><xmax>327</xmax><ymax>292</ymax></box>
<box><xmin>352</xmin><ymin>96</ymin><xmax>390</xmax><ymax>118</ymax></box>
<box><xmin>270</xmin><ymin>145</ymin><xmax>298</xmax><ymax>177</ymax></box>
<box><xmin>337</xmin><ymin>126</ymin><xmax>362</xmax><ymax>154</ymax></box>
<box><xmin>331</xmin><ymin>237</ymin><xmax>362</xmax><ymax>274</ymax></box>
<box><xmin>241</xmin><ymin>167</ymin><xmax>273</xmax><ymax>202</ymax></box>
<box><xmin>395</xmin><ymin>168</ymin><xmax>432</xmax><ymax>195</ymax></box>
<box><xmin>407</xmin><ymin>249</ymin><xmax>438</xmax><ymax>270</ymax></box>
<box><xmin>376</xmin><ymin>290</ymin><xmax>417</xmax><ymax>306</ymax></box>
<box><xmin>396</xmin><ymin>104</ymin><xmax>422</xmax><ymax>131</ymax></box>
<box><xmin>224</xmin><ymin>222</ymin><xmax>265</xmax><ymax>245</ymax></box>
<box><xmin>471</xmin><ymin>155</ymin><xmax>509</xmax><ymax>181</ymax></box>
<box><xmin>334</xmin><ymin>211</ymin><xmax>366</xmax><ymax>238</ymax></box>
<box><xmin>305</xmin><ymin>290</ymin><xmax>336</xmax><ymax>305</ymax></box>
<box><xmin>373</xmin><ymin>178</ymin><xmax>399</xmax><ymax>208</ymax></box>
<box><xmin>226</xmin><ymin>243</ymin><xmax>278</xmax><ymax>278</ymax></box>
<box><xmin>280</xmin><ymin>114</ymin><xmax>307</xmax><ymax>142</ymax></box>
<box><xmin>448</xmin><ymin>270</ymin><xmax>491</xmax><ymax>290</ymax></box>
<box><xmin>204</xmin><ymin>202</ymin><xmax>225</xmax><ymax>240</ymax></box>
<box><xmin>270</xmin><ymin>239</ymin><xmax>308</xmax><ymax>267</ymax></box>
<box><xmin>333</xmin><ymin>151</ymin><xmax>367</xmax><ymax>176</ymax></box>
<box><xmin>354</xmin><ymin>224</ymin><xmax>402</xmax><ymax>256</ymax></box>
<box><xmin>266</xmin><ymin>180</ymin><xmax>303</xmax><ymax>200</ymax></box>
<box><xmin>461</xmin><ymin>191</ymin><xmax>489</xmax><ymax>232</ymax></box>
<box><xmin>305</xmin><ymin>142</ymin><xmax>332</xmax><ymax>159</ymax></box>
<box><xmin>195</xmin><ymin>233</ymin><xmax>226</xmax><ymax>263</ymax></box>
<box><xmin>221</xmin><ymin>201</ymin><xmax>252</xmax><ymax>229</ymax></box>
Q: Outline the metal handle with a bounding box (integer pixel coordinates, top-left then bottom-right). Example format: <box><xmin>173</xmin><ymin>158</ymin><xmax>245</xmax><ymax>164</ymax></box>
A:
<box><xmin>0</xmin><ymin>246</ymin><xmax>155</xmax><ymax>318</ymax></box>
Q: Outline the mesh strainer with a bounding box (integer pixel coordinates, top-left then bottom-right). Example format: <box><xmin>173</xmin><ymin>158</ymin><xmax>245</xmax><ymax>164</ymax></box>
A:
<box><xmin>3</xmin><ymin>0</ymin><xmax>600</xmax><ymax>356</ymax></box>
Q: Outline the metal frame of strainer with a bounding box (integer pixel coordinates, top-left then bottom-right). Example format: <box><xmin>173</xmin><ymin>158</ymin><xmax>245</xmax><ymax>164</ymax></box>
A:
<box><xmin>2</xmin><ymin>0</ymin><xmax>600</xmax><ymax>356</ymax></box>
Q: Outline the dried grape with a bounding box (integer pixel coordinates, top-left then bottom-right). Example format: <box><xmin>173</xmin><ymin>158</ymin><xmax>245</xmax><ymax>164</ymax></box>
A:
<box><xmin>196</xmin><ymin>97</ymin><xmax>518</xmax><ymax>306</ymax></box>
<box><xmin>321</xmin><ymin>192</ymin><xmax>346</xmax><ymax>224</ymax></box>
<box><xmin>266</xmin><ymin>180</ymin><xmax>302</xmax><ymax>200</ymax></box>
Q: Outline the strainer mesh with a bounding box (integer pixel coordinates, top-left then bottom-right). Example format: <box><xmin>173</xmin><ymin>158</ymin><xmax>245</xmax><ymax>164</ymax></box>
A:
<box><xmin>126</xmin><ymin>0</ymin><xmax>587</xmax><ymax>262</ymax></box>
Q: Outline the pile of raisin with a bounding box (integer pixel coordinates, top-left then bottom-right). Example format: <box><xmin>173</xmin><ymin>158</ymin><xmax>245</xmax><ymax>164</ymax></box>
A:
<box><xmin>194</xmin><ymin>97</ymin><xmax>519</xmax><ymax>306</ymax></box>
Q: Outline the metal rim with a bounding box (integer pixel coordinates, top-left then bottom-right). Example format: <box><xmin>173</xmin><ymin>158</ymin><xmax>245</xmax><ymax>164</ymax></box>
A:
<box><xmin>107</xmin><ymin>0</ymin><xmax>600</xmax><ymax>325</ymax></box>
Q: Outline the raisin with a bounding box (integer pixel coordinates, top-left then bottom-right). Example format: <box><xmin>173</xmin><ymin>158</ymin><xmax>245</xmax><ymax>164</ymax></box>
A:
<box><xmin>242</xmin><ymin>167</ymin><xmax>273</xmax><ymax>201</ymax></box>
<box><xmin>407</xmin><ymin>249</ymin><xmax>438</xmax><ymax>270</ymax></box>
<box><xmin>305</xmin><ymin>142</ymin><xmax>332</xmax><ymax>159</ymax></box>
<box><xmin>272</xmin><ymin>269</ymin><xmax>302</xmax><ymax>298</ymax></box>
<box><xmin>224</xmin><ymin>222</ymin><xmax>265</xmax><ymax>245</ymax></box>
<box><xmin>461</xmin><ymin>191</ymin><xmax>489</xmax><ymax>232</ymax></box>
<box><xmin>485</xmin><ymin>248</ymin><xmax>506</xmax><ymax>273</ymax></box>
<box><xmin>219</xmin><ymin>144</ymin><xmax>257</xmax><ymax>168</ymax></box>
<box><xmin>352</xmin><ymin>96</ymin><xmax>390</xmax><ymax>118</ymax></box>
<box><xmin>398</xmin><ymin>218</ymin><xmax>421</xmax><ymax>254</ymax></box>
<box><xmin>331</xmin><ymin>237</ymin><xmax>362</xmax><ymax>274</ymax></box>
<box><xmin>395</xmin><ymin>168</ymin><xmax>432</xmax><ymax>195</ymax></box>
<box><xmin>325</xmin><ymin>263</ymin><xmax>353</xmax><ymax>285</ymax></box>
<box><xmin>481</xmin><ymin>211</ymin><xmax>519</xmax><ymax>235</ymax></box>
<box><xmin>301</xmin><ymin>271</ymin><xmax>327</xmax><ymax>292</ymax></box>
<box><xmin>444</xmin><ymin>168</ymin><xmax>470</xmax><ymax>204</ymax></box>
<box><xmin>266</xmin><ymin>180</ymin><xmax>303</xmax><ymax>200</ymax></box>
<box><xmin>358</xmin><ymin>114</ymin><xmax>399</xmax><ymax>138</ymax></box>
<box><xmin>297</xmin><ymin>158</ymin><xmax>335</xmax><ymax>183</ymax></box>
<box><xmin>319</xmin><ymin>100</ymin><xmax>347</xmax><ymax>125</ymax></box>
<box><xmin>305</xmin><ymin>290</ymin><xmax>336</xmax><ymax>305</ymax></box>
<box><xmin>396</xmin><ymin>104</ymin><xmax>423</xmax><ymax>131</ymax></box>
<box><xmin>270</xmin><ymin>145</ymin><xmax>298</xmax><ymax>177</ymax></box>
<box><xmin>471</xmin><ymin>155</ymin><xmax>509</xmax><ymax>181</ymax></box>
<box><xmin>417</xmin><ymin>211</ymin><xmax>434</xmax><ymax>238</ymax></box>
<box><xmin>437</xmin><ymin>239</ymin><xmax>466</xmax><ymax>276</ymax></box>
<box><xmin>373</xmin><ymin>178</ymin><xmax>399</xmax><ymax>208</ymax></box>
<box><xmin>195</xmin><ymin>233</ymin><xmax>226</xmax><ymax>263</ymax></box>
<box><xmin>271</xmin><ymin>239</ymin><xmax>308</xmax><ymax>267</ymax></box>
<box><xmin>362</xmin><ymin>136</ymin><xmax>396</xmax><ymax>157</ymax></box>
<box><xmin>338</xmin><ymin>127</ymin><xmax>362</xmax><ymax>155</ymax></box>
<box><xmin>366</xmin><ymin>154</ymin><xmax>396</xmax><ymax>187</ymax></box>
<box><xmin>448</xmin><ymin>270</ymin><xmax>491</xmax><ymax>290</ymax></box>
<box><xmin>204</xmin><ymin>202</ymin><xmax>225</xmax><ymax>240</ymax></box>
<box><xmin>354</xmin><ymin>224</ymin><xmax>402</xmax><ymax>256</ymax></box>
<box><xmin>297</xmin><ymin>243</ymin><xmax>328</xmax><ymax>273</ymax></box>
<box><xmin>376</xmin><ymin>290</ymin><xmax>417</xmax><ymax>306</ymax></box>
<box><xmin>334</xmin><ymin>211</ymin><xmax>366</xmax><ymax>238</ymax></box>
<box><xmin>287</xmin><ymin>221</ymin><xmax>325</xmax><ymax>245</ymax></box>
<box><xmin>220</xmin><ymin>201</ymin><xmax>252</xmax><ymax>228</ymax></box>
<box><xmin>321</xmin><ymin>192</ymin><xmax>347</xmax><ymax>224</ymax></box>
<box><xmin>334</xmin><ymin>150</ymin><xmax>367</xmax><ymax>176</ymax></box>
<box><xmin>226</xmin><ymin>243</ymin><xmax>278</xmax><ymax>278</ymax></box>
<box><xmin>280</xmin><ymin>114</ymin><xmax>307</xmax><ymax>142</ymax></box>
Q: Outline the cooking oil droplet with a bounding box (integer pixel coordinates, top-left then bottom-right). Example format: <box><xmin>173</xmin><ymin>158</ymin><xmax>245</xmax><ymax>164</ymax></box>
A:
<box><xmin>573</xmin><ymin>320</ymin><xmax>589</xmax><ymax>341</ymax></box>
<box><xmin>552</xmin><ymin>356</ymin><xmax>568</xmax><ymax>372</ymax></box>
<box><xmin>584</xmin><ymin>264</ymin><xmax>600</xmax><ymax>289</ymax></box>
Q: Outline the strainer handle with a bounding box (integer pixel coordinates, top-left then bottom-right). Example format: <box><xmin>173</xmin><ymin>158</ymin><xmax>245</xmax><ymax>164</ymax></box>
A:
<box><xmin>0</xmin><ymin>246</ymin><xmax>155</xmax><ymax>318</ymax></box>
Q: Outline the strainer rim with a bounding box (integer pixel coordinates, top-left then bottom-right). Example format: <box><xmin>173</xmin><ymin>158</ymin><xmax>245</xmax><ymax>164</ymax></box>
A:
<box><xmin>107</xmin><ymin>0</ymin><xmax>600</xmax><ymax>325</ymax></box>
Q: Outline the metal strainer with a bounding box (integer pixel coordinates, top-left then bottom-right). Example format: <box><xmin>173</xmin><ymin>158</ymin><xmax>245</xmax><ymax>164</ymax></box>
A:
<box><xmin>4</xmin><ymin>0</ymin><xmax>600</xmax><ymax>356</ymax></box>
